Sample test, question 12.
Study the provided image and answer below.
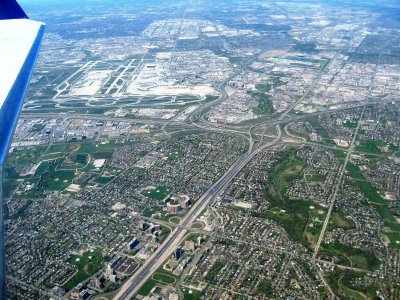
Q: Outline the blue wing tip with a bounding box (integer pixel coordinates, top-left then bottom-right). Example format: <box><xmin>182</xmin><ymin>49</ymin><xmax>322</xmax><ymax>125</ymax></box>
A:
<box><xmin>0</xmin><ymin>0</ymin><xmax>28</xmax><ymax>20</ymax></box>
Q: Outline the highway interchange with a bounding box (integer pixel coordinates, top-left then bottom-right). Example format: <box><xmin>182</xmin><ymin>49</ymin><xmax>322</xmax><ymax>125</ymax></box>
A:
<box><xmin>19</xmin><ymin>49</ymin><xmax>399</xmax><ymax>300</ymax></box>
<box><xmin>18</xmin><ymin>36</ymin><xmax>399</xmax><ymax>300</ymax></box>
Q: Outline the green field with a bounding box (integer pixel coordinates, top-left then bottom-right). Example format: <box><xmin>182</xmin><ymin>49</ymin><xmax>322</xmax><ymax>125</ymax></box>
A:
<box><xmin>40</xmin><ymin>152</ymin><xmax>65</xmax><ymax>161</ymax></box>
<box><xmin>138</xmin><ymin>268</ymin><xmax>178</xmax><ymax>296</ymax></box>
<box><xmin>322</xmin><ymin>240</ymin><xmax>380</xmax><ymax>271</ymax></box>
<box><xmin>305</xmin><ymin>173</ymin><xmax>326</xmax><ymax>182</ymax></box>
<box><xmin>258</xmin><ymin>150</ymin><xmax>325</xmax><ymax>248</ymax></box>
<box><xmin>170</xmin><ymin>216</ymin><xmax>181</xmax><ymax>224</ymax></box>
<box><xmin>48</xmin><ymin>143</ymin><xmax>78</xmax><ymax>154</ymax></box>
<box><xmin>308</xmin><ymin>116</ymin><xmax>335</xmax><ymax>145</ymax></box>
<box><xmin>185</xmin><ymin>233</ymin><xmax>207</xmax><ymax>244</ymax></box>
<box><xmin>93</xmin><ymin>176</ymin><xmax>114</xmax><ymax>185</ymax></box>
<box><xmin>343</xmin><ymin>120</ymin><xmax>358</xmax><ymax>128</ymax></box>
<box><xmin>326</xmin><ymin>269</ymin><xmax>377</xmax><ymax>299</ymax></box>
<box><xmin>167</xmin><ymin>151</ymin><xmax>184</xmax><ymax>161</ymax></box>
<box><xmin>24</xmin><ymin>160</ymin><xmax>76</xmax><ymax>197</ymax></box>
<box><xmin>272</xmin><ymin>150</ymin><xmax>305</xmax><ymax>192</ymax></box>
<box><xmin>64</xmin><ymin>248</ymin><xmax>104</xmax><ymax>290</ymax></box>
<box><xmin>265</xmin><ymin>199</ymin><xmax>326</xmax><ymax>249</ymax></box>
<box><xmin>152</xmin><ymin>272</ymin><xmax>176</xmax><ymax>284</ymax></box>
<box><xmin>356</xmin><ymin>139</ymin><xmax>397</xmax><ymax>154</ymax></box>
<box><xmin>191</xmin><ymin>222</ymin><xmax>205</xmax><ymax>229</ymax></box>
<box><xmin>383</xmin><ymin>231</ymin><xmax>400</xmax><ymax>249</ymax></box>
<box><xmin>7</xmin><ymin>145</ymin><xmax>47</xmax><ymax>166</ymax></box>
<box><xmin>346</xmin><ymin>162</ymin><xmax>400</xmax><ymax>231</ymax></box>
<box><xmin>3</xmin><ymin>166</ymin><xmax>20</xmax><ymax>180</ymax></box>
<box><xmin>137</xmin><ymin>278</ymin><xmax>158</xmax><ymax>296</ymax></box>
<box><xmin>73</xmin><ymin>153</ymin><xmax>88</xmax><ymax>165</ymax></box>
<box><xmin>141</xmin><ymin>186</ymin><xmax>172</xmax><ymax>201</ymax></box>
<box><xmin>75</xmin><ymin>140</ymin><xmax>118</xmax><ymax>155</ymax></box>
<box><xmin>60</xmin><ymin>153</ymin><xmax>88</xmax><ymax>170</ymax></box>
<box><xmin>141</xmin><ymin>207</ymin><xmax>160</xmax><ymax>217</ymax></box>
<box><xmin>249</xmin><ymin>90</ymin><xmax>274</xmax><ymax>115</ymax></box>
<box><xmin>328</xmin><ymin>212</ymin><xmax>356</xmax><ymax>231</ymax></box>
<box><xmin>183</xmin><ymin>288</ymin><xmax>203</xmax><ymax>300</ymax></box>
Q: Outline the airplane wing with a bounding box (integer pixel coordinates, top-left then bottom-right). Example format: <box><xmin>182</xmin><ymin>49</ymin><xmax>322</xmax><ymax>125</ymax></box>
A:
<box><xmin>0</xmin><ymin>1</ymin><xmax>45</xmax><ymax>298</ymax></box>
<box><xmin>0</xmin><ymin>0</ymin><xmax>45</xmax><ymax>166</ymax></box>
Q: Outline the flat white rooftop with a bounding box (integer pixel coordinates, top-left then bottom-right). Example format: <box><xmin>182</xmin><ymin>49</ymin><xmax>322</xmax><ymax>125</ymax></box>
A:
<box><xmin>0</xmin><ymin>19</ymin><xmax>43</xmax><ymax>110</ymax></box>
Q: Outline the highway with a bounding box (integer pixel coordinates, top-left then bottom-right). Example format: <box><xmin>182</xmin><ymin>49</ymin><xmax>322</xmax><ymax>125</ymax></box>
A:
<box><xmin>114</xmin><ymin>124</ymin><xmax>281</xmax><ymax>299</ymax></box>
<box><xmin>113</xmin><ymin>33</ymin><xmax>399</xmax><ymax>299</ymax></box>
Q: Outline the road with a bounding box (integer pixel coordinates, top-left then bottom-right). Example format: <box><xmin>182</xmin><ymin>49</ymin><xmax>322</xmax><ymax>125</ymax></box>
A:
<box><xmin>114</xmin><ymin>125</ymin><xmax>281</xmax><ymax>299</ymax></box>
<box><xmin>312</xmin><ymin>106</ymin><xmax>365</xmax><ymax>260</ymax></box>
<box><xmin>312</xmin><ymin>43</ymin><xmax>386</xmax><ymax>260</ymax></box>
<box><xmin>113</xmin><ymin>31</ymin><xmax>396</xmax><ymax>299</ymax></box>
<box><xmin>20</xmin><ymin>112</ymin><xmax>173</xmax><ymax>125</ymax></box>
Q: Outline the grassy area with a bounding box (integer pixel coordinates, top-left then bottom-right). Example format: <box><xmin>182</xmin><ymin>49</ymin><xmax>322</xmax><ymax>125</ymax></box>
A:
<box><xmin>183</xmin><ymin>288</ymin><xmax>203</xmax><ymax>300</ymax></box>
<box><xmin>346</xmin><ymin>162</ymin><xmax>400</xmax><ymax>231</ymax></box>
<box><xmin>92</xmin><ymin>151</ymin><xmax>114</xmax><ymax>159</ymax></box>
<box><xmin>141</xmin><ymin>186</ymin><xmax>172</xmax><ymax>201</ymax></box>
<box><xmin>308</xmin><ymin>116</ymin><xmax>335</xmax><ymax>145</ymax></box>
<box><xmin>6</xmin><ymin>145</ymin><xmax>47</xmax><ymax>166</ymax></box>
<box><xmin>305</xmin><ymin>173</ymin><xmax>326</xmax><ymax>182</ymax></box>
<box><xmin>322</xmin><ymin>240</ymin><xmax>380</xmax><ymax>271</ymax></box>
<box><xmin>137</xmin><ymin>278</ymin><xmax>158</xmax><ymax>296</ymax></box>
<box><xmin>137</xmin><ymin>268</ymin><xmax>178</xmax><ymax>296</ymax></box>
<box><xmin>264</xmin><ymin>199</ymin><xmax>326</xmax><ymax>248</ymax></box>
<box><xmin>46</xmin><ymin>169</ymin><xmax>76</xmax><ymax>189</ymax></box>
<box><xmin>169</xmin><ymin>216</ymin><xmax>181</xmax><ymax>224</ymax></box>
<box><xmin>24</xmin><ymin>160</ymin><xmax>76</xmax><ymax>197</ymax></box>
<box><xmin>383</xmin><ymin>231</ymin><xmax>400</xmax><ymax>249</ymax></box>
<box><xmin>64</xmin><ymin>248</ymin><xmax>104</xmax><ymax>290</ymax></box>
<box><xmin>167</xmin><ymin>151</ymin><xmax>183</xmax><ymax>161</ymax></box>
<box><xmin>339</xmin><ymin>283</ymin><xmax>367</xmax><ymax>300</ymax></box>
<box><xmin>326</xmin><ymin>269</ymin><xmax>377</xmax><ymax>299</ymax></box>
<box><xmin>40</xmin><ymin>152</ymin><xmax>65</xmax><ymax>160</ymax></box>
<box><xmin>328</xmin><ymin>212</ymin><xmax>356</xmax><ymax>231</ymax></box>
<box><xmin>73</xmin><ymin>153</ymin><xmax>88</xmax><ymax>165</ymax></box>
<box><xmin>191</xmin><ymin>222</ymin><xmax>204</xmax><ymax>229</ymax></box>
<box><xmin>48</xmin><ymin>143</ymin><xmax>78</xmax><ymax>154</ymax></box>
<box><xmin>60</xmin><ymin>153</ymin><xmax>88</xmax><ymax>170</ymax></box>
<box><xmin>356</xmin><ymin>139</ymin><xmax>397</xmax><ymax>154</ymax></box>
<box><xmin>249</xmin><ymin>90</ymin><xmax>274</xmax><ymax>115</ymax></box>
<box><xmin>254</xmin><ymin>150</ymin><xmax>327</xmax><ymax>248</ymax></box>
<box><xmin>76</xmin><ymin>140</ymin><xmax>118</xmax><ymax>155</ymax></box>
<box><xmin>343</xmin><ymin>120</ymin><xmax>358</xmax><ymax>128</ymax></box>
<box><xmin>93</xmin><ymin>176</ymin><xmax>114</xmax><ymax>185</ymax></box>
<box><xmin>152</xmin><ymin>272</ymin><xmax>176</xmax><ymax>284</ymax></box>
<box><xmin>141</xmin><ymin>207</ymin><xmax>160</xmax><ymax>217</ymax></box>
<box><xmin>3</xmin><ymin>166</ymin><xmax>20</xmax><ymax>180</ymax></box>
<box><xmin>185</xmin><ymin>233</ymin><xmax>208</xmax><ymax>244</ymax></box>
<box><xmin>272</xmin><ymin>150</ymin><xmax>305</xmax><ymax>193</ymax></box>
